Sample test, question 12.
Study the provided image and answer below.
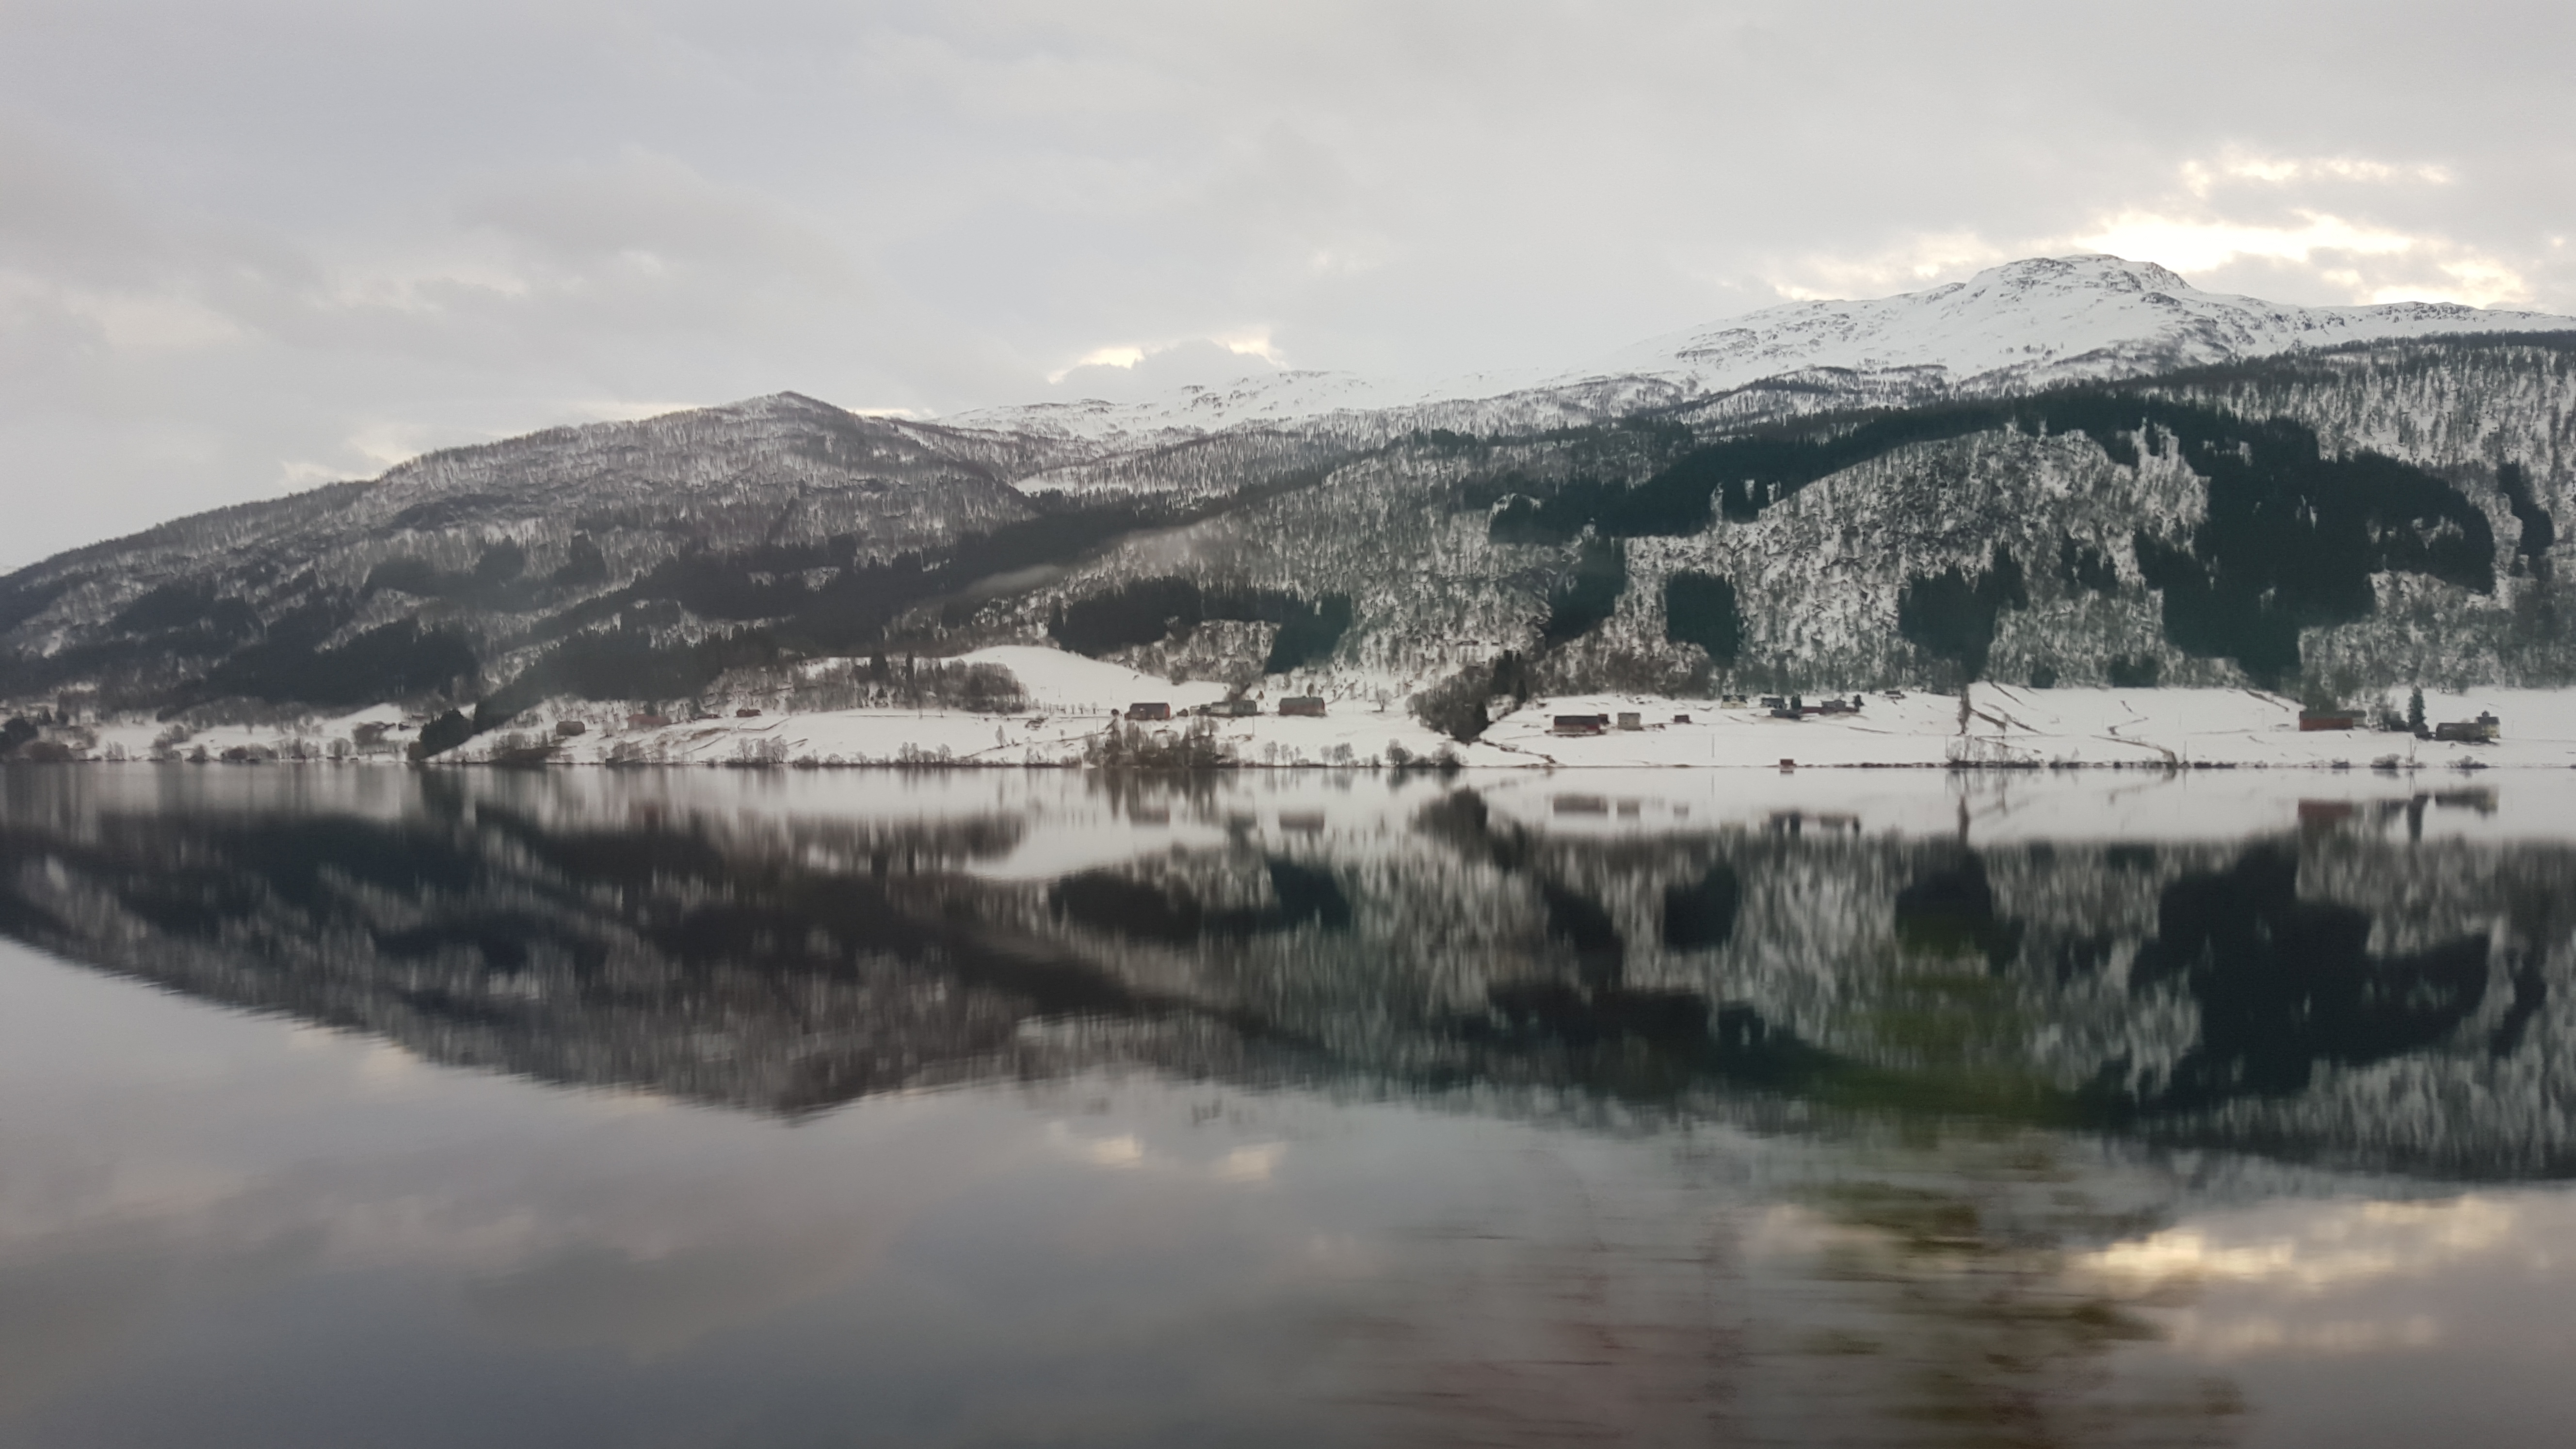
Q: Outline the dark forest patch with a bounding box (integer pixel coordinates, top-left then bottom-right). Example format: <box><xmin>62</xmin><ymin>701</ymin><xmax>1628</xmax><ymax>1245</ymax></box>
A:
<box><xmin>1662</xmin><ymin>571</ymin><xmax>1742</xmax><ymax>666</ymax></box>
<box><xmin>193</xmin><ymin>619</ymin><xmax>479</xmax><ymax>711</ymax></box>
<box><xmin>1046</xmin><ymin>576</ymin><xmax>1352</xmax><ymax>672</ymax></box>
<box><xmin>1540</xmin><ymin>881</ymin><xmax>1626</xmax><ymax>986</ymax></box>
<box><xmin>362</xmin><ymin>541</ymin><xmax>538</xmax><ymax>612</ymax></box>
<box><xmin>2105</xmin><ymin>654</ymin><xmax>2162</xmax><ymax>689</ymax></box>
<box><xmin>2130</xmin><ymin>417</ymin><xmax>2494</xmax><ymax>686</ymax></box>
<box><xmin>1894</xmin><ymin>854</ymin><xmax>2024</xmax><ymax>968</ymax></box>
<box><xmin>1410</xmin><ymin>650</ymin><xmax>1535</xmax><ymax>742</ymax></box>
<box><xmin>1541</xmin><ymin>537</ymin><xmax>1628</xmax><ymax>647</ymax></box>
<box><xmin>1662</xmin><ymin>865</ymin><xmax>1742</xmax><ymax>951</ymax></box>
<box><xmin>2498</xmin><ymin>462</ymin><xmax>2556</xmax><ymax>561</ymax></box>
<box><xmin>1263</xmin><ymin>595</ymin><xmax>1354</xmax><ymax>674</ymax></box>
<box><xmin>2129</xmin><ymin>848</ymin><xmax>2488</xmax><ymax>1111</ymax></box>
<box><xmin>1897</xmin><ymin>548</ymin><xmax>2027</xmax><ymax>681</ymax></box>
<box><xmin>1049</xmin><ymin>859</ymin><xmax>1352</xmax><ymax>945</ymax></box>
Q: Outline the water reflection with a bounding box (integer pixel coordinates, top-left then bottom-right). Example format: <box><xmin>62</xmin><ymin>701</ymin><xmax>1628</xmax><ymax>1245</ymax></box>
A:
<box><xmin>4</xmin><ymin>767</ymin><xmax>2567</xmax><ymax>1173</ymax></box>
<box><xmin>1743</xmin><ymin>1133</ymin><xmax>2246</xmax><ymax>1447</ymax></box>
<box><xmin>1</xmin><ymin>766</ymin><xmax>2573</xmax><ymax>1445</ymax></box>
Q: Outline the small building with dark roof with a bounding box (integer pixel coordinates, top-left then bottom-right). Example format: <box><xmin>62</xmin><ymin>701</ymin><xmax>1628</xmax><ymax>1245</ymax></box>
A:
<box><xmin>2434</xmin><ymin>712</ymin><xmax>2500</xmax><ymax>743</ymax></box>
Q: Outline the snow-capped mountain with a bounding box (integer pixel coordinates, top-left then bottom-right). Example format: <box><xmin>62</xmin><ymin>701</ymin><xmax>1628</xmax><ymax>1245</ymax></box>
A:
<box><xmin>941</xmin><ymin>255</ymin><xmax>2576</xmax><ymax>440</ymax></box>
<box><xmin>1582</xmin><ymin>254</ymin><xmax>2572</xmax><ymax>398</ymax></box>
<box><xmin>3</xmin><ymin>255</ymin><xmax>2572</xmax><ymax>740</ymax></box>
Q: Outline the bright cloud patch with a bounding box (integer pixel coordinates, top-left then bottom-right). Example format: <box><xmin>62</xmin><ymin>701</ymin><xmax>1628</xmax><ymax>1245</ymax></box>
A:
<box><xmin>2076</xmin><ymin>209</ymin><xmax>2416</xmax><ymax>273</ymax></box>
<box><xmin>2185</xmin><ymin>150</ymin><xmax>2454</xmax><ymax>194</ymax></box>
<box><xmin>1767</xmin><ymin>231</ymin><xmax>2014</xmax><ymax>302</ymax></box>
<box><xmin>1046</xmin><ymin>333</ymin><xmax>1285</xmax><ymax>399</ymax></box>
<box><xmin>1767</xmin><ymin>140</ymin><xmax>2536</xmax><ymax>312</ymax></box>
<box><xmin>2073</xmin><ymin>211</ymin><xmax>2529</xmax><ymax>308</ymax></box>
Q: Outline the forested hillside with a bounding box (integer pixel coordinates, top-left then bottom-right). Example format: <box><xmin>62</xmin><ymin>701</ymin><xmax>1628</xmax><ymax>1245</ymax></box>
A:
<box><xmin>969</xmin><ymin>337</ymin><xmax>2576</xmax><ymax>715</ymax></box>
<box><xmin>3</xmin><ymin>259</ymin><xmax>2571</xmax><ymax>756</ymax></box>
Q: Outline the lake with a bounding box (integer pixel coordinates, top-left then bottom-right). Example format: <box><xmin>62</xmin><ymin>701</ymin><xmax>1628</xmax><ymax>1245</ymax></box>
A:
<box><xmin>2</xmin><ymin>763</ymin><xmax>2572</xmax><ymax>1447</ymax></box>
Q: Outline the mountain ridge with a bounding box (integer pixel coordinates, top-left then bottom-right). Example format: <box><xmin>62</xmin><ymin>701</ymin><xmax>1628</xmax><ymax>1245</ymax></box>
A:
<box><xmin>940</xmin><ymin>255</ymin><xmax>2576</xmax><ymax>441</ymax></box>
<box><xmin>3</xmin><ymin>256</ymin><xmax>2573</xmax><ymax>745</ymax></box>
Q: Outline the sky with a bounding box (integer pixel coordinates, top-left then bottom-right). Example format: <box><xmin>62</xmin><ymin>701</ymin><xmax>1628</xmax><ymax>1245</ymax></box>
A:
<box><xmin>2</xmin><ymin>0</ymin><xmax>2572</xmax><ymax>566</ymax></box>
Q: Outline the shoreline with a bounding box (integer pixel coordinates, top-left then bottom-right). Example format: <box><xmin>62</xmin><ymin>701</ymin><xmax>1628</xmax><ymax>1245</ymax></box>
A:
<box><xmin>4</xmin><ymin>754</ymin><xmax>2560</xmax><ymax>772</ymax></box>
<box><xmin>17</xmin><ymin>650</ymin><xmax>2576</xmax><ymax>772</ymax></box>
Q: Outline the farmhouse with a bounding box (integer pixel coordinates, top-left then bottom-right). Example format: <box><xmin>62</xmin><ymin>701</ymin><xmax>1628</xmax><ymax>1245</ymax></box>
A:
<box><xmin>2434</xmin><ymin>712</ymin><xmax>2500</xmax><ymax>743</ymax></box>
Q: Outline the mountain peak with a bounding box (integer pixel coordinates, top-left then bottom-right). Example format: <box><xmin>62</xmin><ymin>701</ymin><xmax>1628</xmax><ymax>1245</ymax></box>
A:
<box><xmin>1954</xmin><ymin>253</ymin><xmax>2194</xmax><ymax>298</ymax></box>
<box><xmin>1588</xmin><ymin>252</ymin><xmax>2572</xmax><ymax>401</ymax></box>
<box><xmin>719</xmin><ymin>390</ymin><xmax>857</xmax><ymax>423</ymax></box>
<box><xmin>937</xmin><ymin>254</ymin><xmax>2570</xmax><ymax>441</ymax></box>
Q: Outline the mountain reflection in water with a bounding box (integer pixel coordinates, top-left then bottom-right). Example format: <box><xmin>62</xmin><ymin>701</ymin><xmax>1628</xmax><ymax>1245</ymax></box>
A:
<box><xmin>2</xmin><ymin>766</ymin><xmax>2573</xmax><ymax>1447</ymax></box>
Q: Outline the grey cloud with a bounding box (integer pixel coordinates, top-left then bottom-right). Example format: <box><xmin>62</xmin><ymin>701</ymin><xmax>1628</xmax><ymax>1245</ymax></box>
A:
<box><xmin>456</xmin><ymin>152</ymin><xmax>860</xmax><ymax>284</ymax></box>
<box><xmin>2</xmin><ymin>0</ymin><xmax>2573</xmax><ymax>564</ymax></box>
<box><xmin>0</xmin><ymin>120</ymin><xmax>167</xmax><ymax>282</ymax></box>
<box><xmin>462</xmin><ymin>1227</ymin><xmax>893</xmax><ymax>1357</ymax></box>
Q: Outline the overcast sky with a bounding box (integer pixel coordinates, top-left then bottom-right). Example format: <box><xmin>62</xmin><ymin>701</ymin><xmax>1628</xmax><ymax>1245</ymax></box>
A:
<box><xmin>3</xmin><ymin>0</ymin><xmax>2570</xmax><ymax>565</ymax></box>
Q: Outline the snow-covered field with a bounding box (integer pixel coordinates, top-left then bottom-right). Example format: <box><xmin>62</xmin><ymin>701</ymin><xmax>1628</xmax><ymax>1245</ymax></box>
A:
<box><xmin>35</xmin><ymin>740</ymin><xmax>2576</xmax><ymax>887</ymax></box>
<box><xmin>1482</xmin><ymin>682</ymin><xmax>2576</xmax><ymax>771</ymax></box>
<box><xmin>56</xmin><ymin>645</ymin><xmax>2576</xmax><ymax>772</ymax></box>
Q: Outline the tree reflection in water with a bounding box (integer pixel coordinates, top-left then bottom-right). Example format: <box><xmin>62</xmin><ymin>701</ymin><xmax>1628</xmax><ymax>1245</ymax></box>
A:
<box><xmin>2</xmin><ymin>765</ymin><xmax>2572</xmax><ymax>1444</ymax></box>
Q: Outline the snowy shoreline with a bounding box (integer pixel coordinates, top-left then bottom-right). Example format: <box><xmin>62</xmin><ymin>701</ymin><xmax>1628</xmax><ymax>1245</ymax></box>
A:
<box><xmin>36</xmin><ymin>642</ymin><xmax>2576</xmax><ymax>773</ymax></box>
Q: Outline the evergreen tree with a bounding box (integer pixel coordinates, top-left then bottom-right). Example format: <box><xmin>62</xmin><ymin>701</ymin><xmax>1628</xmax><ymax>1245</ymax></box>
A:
<box><xmin>409</xmin><ymin>709</ymin><xmax>473</xmax><ymax>761</ymax></box>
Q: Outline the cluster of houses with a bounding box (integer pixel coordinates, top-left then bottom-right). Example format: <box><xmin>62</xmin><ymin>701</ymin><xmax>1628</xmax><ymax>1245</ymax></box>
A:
<box><xmin>1549</xmin><ymin>710</ymin><xmax>1696</xmax><ymax>736</ymax></box>
<box><xmin>1762</xmin><ymin>694</ymin><xmax>1866</xmax><ymax>720</ymax></box>
<box><xmin>2300</xmin><ymin>707</ymin><xmax>2503</xmax><ymax>743</ymax></box>
<box><xmin>1121</xmin><ymin>697</ymin><xmax>1326</xmax><ymax>722</ymax></box>
<box><xmin>1546</xmin><ymin>694</ymin><xmax>1873</xmax><ymax>737</ymax></box>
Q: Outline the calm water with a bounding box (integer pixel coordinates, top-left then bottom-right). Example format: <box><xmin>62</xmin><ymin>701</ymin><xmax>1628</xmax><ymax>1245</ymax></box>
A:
<box><xmin>3</xmin><ymin>764</ymin><xmax>2574</xmax><ymax>1447</ymax></box>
